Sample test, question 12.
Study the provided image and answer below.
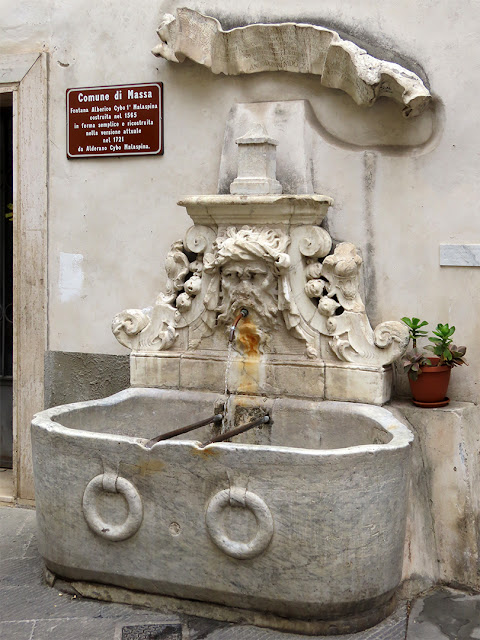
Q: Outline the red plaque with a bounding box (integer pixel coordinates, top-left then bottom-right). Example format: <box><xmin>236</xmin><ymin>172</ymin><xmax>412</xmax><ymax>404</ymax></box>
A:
<box><xmin>67</xmin><ymin>83</ymin><xmax>163</xmax><ymax>158</ymax></box>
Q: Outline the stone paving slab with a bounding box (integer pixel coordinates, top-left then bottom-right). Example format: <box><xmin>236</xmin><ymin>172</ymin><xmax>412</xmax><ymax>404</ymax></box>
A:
<box><xmin>2</xmin><ymin>505</ymin><xmax>480</xmax><ymax>640</ymax></box>
<box><xmin>0</xmin><ymin>556</ymin><xmax>44</xmax><ymax>587</ymax></box>
<box><xmin>203</xmin><ymin>604</ymin><xmax>407</xmax><ymax>640</ymax></box>
<box><xmin>407</xmin><ymin>587</ymin><xmax>480</xmax><ymax>639</ymax></box>
<box><xmin>0</xmin><ymin>620</ymin><xmax>36</xmax><ymax>640</ymax></box>
<box><xmin>0</xmin><ymin>505</ymin><xmax>37</xmax><ymax>560</ymax></box>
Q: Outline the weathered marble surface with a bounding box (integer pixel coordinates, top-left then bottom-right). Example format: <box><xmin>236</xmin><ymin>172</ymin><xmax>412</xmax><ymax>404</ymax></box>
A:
<box><xmin>439</xmin><ymin>244</ymin><xmax>480</xmax><ymax>266</ymax></box>
<box><xmin>230</xmin><ymin>125</ymin><xmax>283</xmax><ymax>195</ymax></box>
<box><xmin>391</xmin><ymin>400</ymin><xmax>480</xmax><ymax>595</ymax></box>
<box><xmin>218</xmin><ymin>101</ymin><xmax>318</xmax><ymax>195</ymax></box>
<box><xmin>31</xmin><ymin>388</ymin><xmax>413</xmax><ymax>633</ymax></box>
<box><xmin>152</xmin><ymin>8</ymin><xmax>431</xmax><ymax>118</ymax></box>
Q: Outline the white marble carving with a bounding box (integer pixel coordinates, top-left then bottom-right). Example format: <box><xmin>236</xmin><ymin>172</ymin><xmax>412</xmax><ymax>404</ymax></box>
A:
<box><xmin>82</xmin><ymin>472</ymin><xmax>143</xmax><ymax>542</ymax></box>
<box><xmin>230</xmin><ymin>125</ymin><xmax>283</xmax><ymax>195</ymax></box>
<box><xmin>32</xmin><ymin>390</ymin><xmax>413</xmax><ymax>630</ymax></box>
<box><xmin>112</xmin><ymin>303</ymin><xmax>178</xmax><ymax>351</ymax></box>
<box><xmin>152</xmin><ymin>8</ymin><xmax>431</xmax><ymax>118</ymax></box>
<box><xmin>113</xmin><ymin>121</ymin><xmax>409</xmax><ymax>403</ymax></box>
<box><xmin>205</xmin><ymin>487</ymin><xmax>274</xmax><ymax>559</ymax></box>
<box><xmin>204</xmin><ymin>226</ymin><xmax>290</xmax><ymax>347</ymax></box>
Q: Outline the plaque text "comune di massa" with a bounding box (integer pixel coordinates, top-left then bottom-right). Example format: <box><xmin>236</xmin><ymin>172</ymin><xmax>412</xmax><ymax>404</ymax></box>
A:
<box><xmin>67</xmin><ymin>83</ymin><xmax>163</xmax><ymax>158</ymax></box>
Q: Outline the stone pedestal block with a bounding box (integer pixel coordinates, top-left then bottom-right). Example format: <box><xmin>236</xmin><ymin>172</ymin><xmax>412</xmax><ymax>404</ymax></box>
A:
<box><xmin>390</xmin><ymin>400</ymin><xmax>480</xmax><ymax>592</ymax></box>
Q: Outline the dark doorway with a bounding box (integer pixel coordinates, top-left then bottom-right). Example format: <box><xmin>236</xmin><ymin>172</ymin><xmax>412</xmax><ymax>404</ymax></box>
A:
<box><xmin>0</xmin><ymin>93</ymin><xmax>13</xmax><ymax>469</ymax></box>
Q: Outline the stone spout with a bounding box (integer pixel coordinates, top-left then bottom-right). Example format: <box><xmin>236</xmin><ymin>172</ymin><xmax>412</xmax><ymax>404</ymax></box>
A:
<box><xmin>229</xmin><ymin>308</ymin><xmax>249</xmax><ymax>343</ymax></box>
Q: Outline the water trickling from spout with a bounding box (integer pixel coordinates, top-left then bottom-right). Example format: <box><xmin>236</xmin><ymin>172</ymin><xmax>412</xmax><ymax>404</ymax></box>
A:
<box><xmin>222</xmin><ymin>309</ymin><xmax>248</xmax><ymax>435</ymax></box>
<box><xmin>223</xmin><ymin>341</ymin><xmax>235</xmax><ymax>434</ymax></box>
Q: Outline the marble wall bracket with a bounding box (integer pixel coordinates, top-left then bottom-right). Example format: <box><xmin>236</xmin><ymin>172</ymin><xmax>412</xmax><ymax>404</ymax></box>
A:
<box><xmin>152</xmin><ymin>7</ymin><xmax>431</xmax><ymax>117</ymax></box>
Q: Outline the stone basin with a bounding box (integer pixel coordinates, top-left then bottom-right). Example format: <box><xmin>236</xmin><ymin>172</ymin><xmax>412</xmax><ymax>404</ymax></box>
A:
<box><xmin>31</xmin><ymin>388</ymin><xmax>413</xmax><ymax>634</ymax></box>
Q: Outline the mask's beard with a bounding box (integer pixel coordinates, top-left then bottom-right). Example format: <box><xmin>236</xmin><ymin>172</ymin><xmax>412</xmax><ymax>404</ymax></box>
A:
<box><xmin>217</xmin><ymin>287</ymin><xmax>278</xmax><ymax>332</ymax></box>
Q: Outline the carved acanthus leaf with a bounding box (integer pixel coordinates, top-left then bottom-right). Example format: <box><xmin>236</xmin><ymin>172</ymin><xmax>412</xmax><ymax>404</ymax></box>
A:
<box><xmin>279</xmin><ymin>278</ymin><xmax>318</xmax><ymax>358</ymax></box>
<box><xmin>329</xmin><ymin>332</ymin><xmax>362</xmax><ymax>362</ymax></box>
<box><xmin>160</xmin><ymin>240</ymin><xmax>190</xmax><ymax>305</ymax></box>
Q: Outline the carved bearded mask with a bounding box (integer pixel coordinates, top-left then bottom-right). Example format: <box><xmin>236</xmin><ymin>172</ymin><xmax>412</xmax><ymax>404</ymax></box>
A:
<box><xmin>216</xmin><ymin>259</ymin><xmax>278</xmax><ymax>332</ymax></box>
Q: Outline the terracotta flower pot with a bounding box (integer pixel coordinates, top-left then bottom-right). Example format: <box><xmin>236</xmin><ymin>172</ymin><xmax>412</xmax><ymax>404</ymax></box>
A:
<box><xmin>408</xmin><ymin>357</ymin><xmax>451</xmax><ymax>407</ymax></box>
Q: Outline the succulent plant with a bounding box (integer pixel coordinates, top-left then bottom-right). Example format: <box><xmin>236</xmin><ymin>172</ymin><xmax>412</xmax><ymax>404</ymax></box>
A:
<box><xmin>401</xmin><ymin>318</ymin><xmax>467</xmax><ymax>380</ymax></box>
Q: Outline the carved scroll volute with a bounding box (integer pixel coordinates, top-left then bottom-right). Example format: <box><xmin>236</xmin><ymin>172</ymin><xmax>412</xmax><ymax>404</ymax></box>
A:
<box><xmin>373</xmin><ymin>321</ymin><xmax>410</xmax><ymax>365</ymax></box>
<box><xmin>112</xmin><ymin>303</ymin><xmax>178</xmax><ymax>352</ymax></box>
<box><xmin>326</xmin><ymin>317</ymin><xmax>410</xmax><ymax>366</ymax></box>
<box><xmin>298</xmin><ymin>226</ymin><xmax>332</xmax><ymax>259</ymax></box>
<box><xmin>112</xmin><ymin>309</ymin><xmax>150</xmax><ymax>349</ymax></box>
<box><xmin>184</xmin><ymin>224</ymin><xmax>216</xmax><ymax>255</ymax></box>
<box><xmin>112</xmin><ymin>225</ymin><xmax>217</xmax><ymax>353</ymax></box>
<box><xmin>286</xmin><ymin>233</ymin><xmax>410</xmax><ymax>366</ymax></box>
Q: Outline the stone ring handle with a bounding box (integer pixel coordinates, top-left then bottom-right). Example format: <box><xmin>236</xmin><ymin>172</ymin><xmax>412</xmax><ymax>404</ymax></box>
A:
<box><xmin>82</xmin><ymin>474</ymin><xmax>143</xmax><ymax>542</ymax></box>
<box><xmin>205</xmin><ymin>488</ymin><xmax>274</xmax><ymax>559</ymax></box>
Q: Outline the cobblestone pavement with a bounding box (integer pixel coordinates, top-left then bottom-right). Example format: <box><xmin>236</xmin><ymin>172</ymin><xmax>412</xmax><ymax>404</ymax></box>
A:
<box><xmin>1</xmin><ymin>505</ymin><xmax>478</xmax><ymax>639</ymax></box>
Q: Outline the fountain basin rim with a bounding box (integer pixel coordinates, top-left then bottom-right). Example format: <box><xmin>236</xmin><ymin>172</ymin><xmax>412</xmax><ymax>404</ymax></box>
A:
<box><xmin>32</xmin><ymin>389</ymin><xmax>413</xmax><ymax>456</ymax></box>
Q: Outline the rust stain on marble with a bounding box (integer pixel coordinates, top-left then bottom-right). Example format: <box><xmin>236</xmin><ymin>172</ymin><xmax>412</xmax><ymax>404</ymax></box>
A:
<box><xmin>191</xmin><ymin>446</ymin><xmax>219</xmax><ymax>457</ymax></box>
<box><xmin>136</xmin><ymin>459</ymin><xmax>166</xmax><ymax>476</ymax></box>
<box><xmin>236</xmin><ymin>317</ymin><xmax>261</xmax><ymax>394</ymax></box>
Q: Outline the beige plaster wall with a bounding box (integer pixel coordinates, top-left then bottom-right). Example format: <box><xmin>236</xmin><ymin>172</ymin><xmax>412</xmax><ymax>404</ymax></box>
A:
<box><xmin>0</xmin><ymin>0</ymin><xmax>478</xmax><ymax>402</ymax></box>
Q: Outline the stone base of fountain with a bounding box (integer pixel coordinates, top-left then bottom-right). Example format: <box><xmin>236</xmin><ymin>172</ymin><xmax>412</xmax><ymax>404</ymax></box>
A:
<box><xmin>45</xmin><ymin>565</ymin><xmax>398</xmax><ymax>636</ymax></box>
<box><xmin>130</xmin><ymin>352</ymin><xmax>394</xmax><ymax>405</ymax></box>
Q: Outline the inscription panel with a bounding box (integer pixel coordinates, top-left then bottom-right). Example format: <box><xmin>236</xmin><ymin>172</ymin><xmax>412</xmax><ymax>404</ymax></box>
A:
<box><xmin>67</xmin><ymin>83</ymin><xmax>163</xmax><ymax>158</ymax></box>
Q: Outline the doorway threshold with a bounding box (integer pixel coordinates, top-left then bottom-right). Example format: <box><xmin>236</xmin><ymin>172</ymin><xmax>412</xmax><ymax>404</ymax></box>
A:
<box><xmin>0</xmin><ymin>468</ymin><xmax>13</xmax><ymax>503</ymax></box>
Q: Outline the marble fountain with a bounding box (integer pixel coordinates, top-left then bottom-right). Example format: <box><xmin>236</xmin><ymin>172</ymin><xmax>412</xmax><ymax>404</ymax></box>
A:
<box><xmin>31</xmin><ymin>126</ymin><xmax>413</xmax><ymax>635</ymax></box>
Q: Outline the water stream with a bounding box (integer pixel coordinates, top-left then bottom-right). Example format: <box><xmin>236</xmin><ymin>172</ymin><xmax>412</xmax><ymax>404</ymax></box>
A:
<box><xmin>222</xmin><ymin>341</ymin><xmax>236</xmax><ymax>434</ymax></box>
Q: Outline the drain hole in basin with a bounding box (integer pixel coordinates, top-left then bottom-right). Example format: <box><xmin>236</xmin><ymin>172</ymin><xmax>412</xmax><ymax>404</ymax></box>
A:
<box><xmin>121</xmin><ymin>623</ymin><xmax>183</xmax><ymax>639</ymax></box>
